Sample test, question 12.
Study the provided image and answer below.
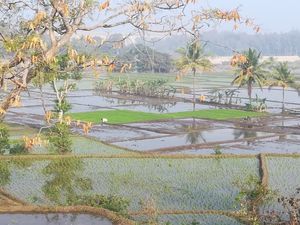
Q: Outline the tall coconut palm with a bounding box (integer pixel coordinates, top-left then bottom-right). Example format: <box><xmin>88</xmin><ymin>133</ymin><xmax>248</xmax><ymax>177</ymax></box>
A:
<box><xmin>176</xmin><ymin>39</ymin><xmax>213</xmax><ymax>111</ymax></box>
<box><xmin>232</xmin><ymin>48</ymin><xmax>268</xmax><ymax>105</ymax></box>
<box><xmin>268</xmin><ymin>62</ymin><xmax>300</xmax><ymax>112</ymax></box>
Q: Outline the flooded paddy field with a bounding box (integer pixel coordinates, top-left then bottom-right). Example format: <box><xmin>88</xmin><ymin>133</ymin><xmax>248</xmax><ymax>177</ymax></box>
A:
<box><xmin>0</xmin><ymin>157</ymin><xmax>259</xmax><ymax>211</ymax></box>
<box><xmin>1</xmin><ymin>72</ymin><xmax>300</xmax><ymax>225</ymax></box>
<box><xmin>3</xmin><ymin>92</ymin><xmax>300</xmax><ymax>155</ymax></box>
<box><xmin>0</xmin><ymin>155</ymin><xmax>300</xmax><ymax>224</ymax></box>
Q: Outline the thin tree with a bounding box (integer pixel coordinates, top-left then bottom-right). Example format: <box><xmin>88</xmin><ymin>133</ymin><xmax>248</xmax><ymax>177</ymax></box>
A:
<box><xmin>268</xmin><ymin>62</ymin><xmax>300</xmax><ymax>112</ymax></box>
<box><xmin>231</xmin><ymin>48</ymin><xmax>269</xmax><ymax>105</ymax></box>
<box><xmin>176</xmin><ymin>39</ymin><xmax>213</xmax><ymax>111</ymax></box>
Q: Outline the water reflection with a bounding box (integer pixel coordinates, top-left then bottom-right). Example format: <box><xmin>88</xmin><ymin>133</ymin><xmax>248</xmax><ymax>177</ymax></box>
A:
<box><xmin>0</xmin><ymin>160</ymin><xmax>33</xmax><ymax>187</ymax></box>
<box><xmin>146</xmin><ymin>102</ymin><xmax>177</xmax><ymax>113</ymax></box>
<box><xmin>44</xmin><ymin>213</ymin><xmax>77</xmax><ymax>224</ymax></box>
<box><xmin>233</xmin><ymin>129</ymin><xmax>257</xmax><ymax>145</ymax></box>
<box><xmin>42</xmin><ymin>158</ymin><xmax>92</xmax><ymax>204</ymax></box>
<box><xmin>182</xmin><ymin>123</ymin><xmax>208</xmax><ymax>145</ymax></box>
<box><xmin>0</xmin><ymin>161</ymin><xmax>10</xmax><ymax>186</ymax></box>
<box><xmin>116</xmin><ymin>98</ymin><xmax>177</xmax><ymax>113</ymax></box>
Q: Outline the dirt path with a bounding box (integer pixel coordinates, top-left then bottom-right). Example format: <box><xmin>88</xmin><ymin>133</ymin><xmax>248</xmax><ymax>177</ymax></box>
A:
<box><xmin>0</xmin><ymin>189</ymin><xmax>27</xmax><ymax>207</ymax></box>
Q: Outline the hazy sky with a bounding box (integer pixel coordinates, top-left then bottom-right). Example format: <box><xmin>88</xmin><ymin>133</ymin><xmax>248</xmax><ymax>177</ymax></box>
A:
<box><xmin>83</xmin><ymin>0</ymin><xmax>300</xmax><ymax>37</ymax></box>
<box><xmin>205</xmin><ymin>0</ymin><xmax>300</xmax><ymax>33</ymax></box>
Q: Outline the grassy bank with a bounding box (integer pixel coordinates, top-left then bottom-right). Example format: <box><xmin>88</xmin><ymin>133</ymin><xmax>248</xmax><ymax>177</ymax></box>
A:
<box><xmin>70</xmin><ymin>109</ymin><xmax>263</xmax><ymax>124</ymax></box>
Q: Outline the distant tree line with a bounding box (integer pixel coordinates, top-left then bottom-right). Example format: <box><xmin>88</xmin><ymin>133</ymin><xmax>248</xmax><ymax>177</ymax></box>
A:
<box><xmin>147</xmin><ymin>30</ymin><xmax>300</xmax><ymax>56</ymax></box>
<box><xmin>116</xmin><ymin>44</ymin><xmax>172</xmax><ymax>73</ymax></box>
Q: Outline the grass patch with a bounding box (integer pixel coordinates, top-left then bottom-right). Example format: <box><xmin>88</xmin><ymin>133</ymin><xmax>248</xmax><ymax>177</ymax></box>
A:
<box><xmin>70</xmin><ymin>109</ymin><xmax>264</xmax><ymax>124</ymax></box>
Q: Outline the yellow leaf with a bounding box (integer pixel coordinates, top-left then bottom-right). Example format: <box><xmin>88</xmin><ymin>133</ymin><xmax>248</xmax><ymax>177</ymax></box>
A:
<box><xmin>99</xmin><ymin>0</ymin><xmax>110</xmax><ymax>10</ymax></box>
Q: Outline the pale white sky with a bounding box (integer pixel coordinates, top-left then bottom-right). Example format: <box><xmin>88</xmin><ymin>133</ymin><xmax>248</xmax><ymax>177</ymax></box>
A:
<box><xmin>80</xmin><ymin>0</ymin><xmax>300</xmax><ymax>38</ymax></box>
<box><xmin>204</xmin><ymin>0</ymin><xmax>300</xmax><ymax>33</ymax></box>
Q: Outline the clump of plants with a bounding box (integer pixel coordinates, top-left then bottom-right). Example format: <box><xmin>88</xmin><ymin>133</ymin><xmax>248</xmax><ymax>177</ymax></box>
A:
<box><xmin>208</xmin><ymin>88</ymin><xmax>241</xmax><ymax>105</ymax></box>
<box><xmin>214</xmin><ymin>145</ymin><xmax>222</xmax><ymax>155</ymax></box>
<box><xmin>0</xmin><ymin>123</ymin><xmax>10</xmax><ymax>154</ymax></box>
<box><xmin>0</xmin><ymin>123</ymin><xmax>28</xmax><ymax>155</ymax></box>
<box><xmin>244</xmin><ymin>94</ymin><xmax>267</xmax><ymax>112</ymax></box>
<box><xmin>47</xmin><ymin>122</ymin><xmax>72</xmax><ymax>154</ymax></box>
<box><xmin>9</xmin><ymin>142</ymin><xmax>27</xmax><ymax>155</ymax></box>
<box><xmin>95</xmin><ymin>77</ymin><xmax>176</xmax><ymax>98</ymax></box>
<box><xmin>234</xmin><ymin>175</ymin><xmax>276</xmax><ymax>224</ymax></box>
<box><xmin>69</xmin><ymin>194</ymin><xmax>130</xmax><ymax>216</ymax></box>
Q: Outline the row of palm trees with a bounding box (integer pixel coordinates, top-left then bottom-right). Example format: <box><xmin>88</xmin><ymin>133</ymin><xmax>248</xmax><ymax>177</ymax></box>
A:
<box><xmin>232</xmin><ymin>48</ymin><xmax>300</xmax><ymax>111</ymax></box>
<box><xmin>176</xmin><ymin>39</ymin><xmax>300</xmax><ymax>112</ymax></box>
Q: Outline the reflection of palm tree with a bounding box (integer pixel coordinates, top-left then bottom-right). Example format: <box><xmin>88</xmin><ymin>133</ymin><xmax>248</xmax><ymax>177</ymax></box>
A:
<box><xmin>233</xmin><ymin>129</ymin><xmax>257</xmax><ymax>145</ymax></box>
<box><xmin>183</xmin><ymin>122</ymin><xmax>207</xmax><ymax>145</ymax></box>
<box><xmin>42</xmin><ymin>158</ymin><xmax>92</xmax><ymax>204</ymax></box>
<box><xmin>0</xmin><ymin>160</ymin><xmax>33</xmax><ymax>187</ymax></box>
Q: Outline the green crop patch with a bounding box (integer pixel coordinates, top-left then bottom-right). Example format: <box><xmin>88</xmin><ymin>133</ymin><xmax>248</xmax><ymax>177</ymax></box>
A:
<box><xmin>0</xmin><ymin>157</ymin><xmax>258</xmax><ymax>212</ymax></box>
<box><xmin>70</xmin><ymin>109</ymin><xmax>263</xmax><ymax>124</ymax></box>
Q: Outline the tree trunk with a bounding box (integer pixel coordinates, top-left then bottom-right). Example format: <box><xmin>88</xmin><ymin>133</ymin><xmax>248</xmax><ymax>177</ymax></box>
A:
<box><xmin>192</xmin><ymin>68</ymin><xmax>196</xmax><ymax>112</ymax></box>
<box><xmin>248</xmin><ymin>81</ymin><xmax>252</xmax><ymax>105</ymax></box>
<box><xmin>282</xmin><ymin>87</ymin><xmax>285</xmax><ymax>113</ymax></box>
<box><xmin>0</xmin><ymin>30</ymin><xmax>74</xmax><ymax>120</ymax></box>
<box><xmin>39</xmin><ymin>85</ymin><xmax>47</xmax><ymax>114</ymax></box>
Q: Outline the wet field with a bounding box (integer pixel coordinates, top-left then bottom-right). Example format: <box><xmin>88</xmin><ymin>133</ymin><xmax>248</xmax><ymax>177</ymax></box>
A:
<box><xmin>1</xmin><ymin>72</ymin><xmax>300</xmax><ymax>225</ymax></box>
<box><xmin>4</xmin><ymin>85</ymin><xmax>300</xmax><ymax>155</ymax></box>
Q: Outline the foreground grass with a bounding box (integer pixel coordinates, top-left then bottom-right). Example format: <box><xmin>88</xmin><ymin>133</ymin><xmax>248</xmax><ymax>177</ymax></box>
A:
<box><xmin>70</xmin><ymin>109</ymin><xmax>263</xmax><ymax>124</ymax></box>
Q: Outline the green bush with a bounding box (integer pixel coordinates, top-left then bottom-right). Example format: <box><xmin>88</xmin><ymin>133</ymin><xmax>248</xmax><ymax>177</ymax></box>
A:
<box><xmin>9</xmin><ymin>142</ymin><xmax>27</xmax><ymax>155</ymax></box>
<box><xmin>0</xmin><ymin>123</ymin><xmax>10</xmax><ymax>154</ymax></box>
<box><xmin>54</xmin><ymin>99</ymin><xmax>72</xmax><ymax>114</ymax></box>
<box><xmin>48</xmin><ymin>122</ymin><xmax>72</xmax><ymax>154</ymax></box>
<box><xmin>214</xmin><ymin>145</ymin><xmax>222</xmax><ymax>155</ymax></box>
<box><xmin>68</xmin><ymin>194</ymin><xmax>130</xmax><ymax>216</ymax></box>
<box><xmin>95</xmin><ymin>78</ymin><xmax>176</xmax><ymax>98</ymax></box>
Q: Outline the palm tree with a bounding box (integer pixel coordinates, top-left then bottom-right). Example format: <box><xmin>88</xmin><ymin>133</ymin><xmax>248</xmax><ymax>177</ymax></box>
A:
<box><xmin>268</xmin><ymin>62</ymin><xmax>300</xmax><ymax>112</ymax></box>
<box><xmin>232</xmin><ymin>48</ymin><xmax>268</xmax><ymax>105</ymax></box>
<box><xmin>176</xmin><ymin>39</ymin><xmax>213</xmax><ymax>111</ymax></box>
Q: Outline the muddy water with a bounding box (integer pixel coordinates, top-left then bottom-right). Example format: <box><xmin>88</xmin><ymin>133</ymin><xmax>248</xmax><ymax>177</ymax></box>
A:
<box><xmin>0</xmin><ymin>214</ymin><xmax>112</xmax><ymax>225</ymax></box>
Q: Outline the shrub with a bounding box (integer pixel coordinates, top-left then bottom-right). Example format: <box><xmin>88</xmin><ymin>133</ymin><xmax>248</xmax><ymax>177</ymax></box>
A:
<box><xmin>95</xmin><ymin>78</ymin><xmax>176</xmax><ymax>98</ymax></box>
<box><xmin>214</xmin><ymin>145</ymin><xmax>222</xmax><ymax>155</ymax></box>
<box><xmin>54</xmin><ymin>98</ymin><xmax>72</xmax><ymax>114</ymax></box>
<box><xmin>9</xmin><ymin>142</ymin><xmax>28</xmax><ymax>155</ymax></box>
<box><xmin>0</xmin><ymin>123</ymin><xmax>10</xmax><ymax>154</ymax></box>
<box><xmin>68</xmin><ymin>194</ymin><xmax>130</xmax><ymax>216</ymax></box>
<box><xmin>48</xmin><ymin>122</ymin><xmax>72</xmax><ymax>154</ymax></box>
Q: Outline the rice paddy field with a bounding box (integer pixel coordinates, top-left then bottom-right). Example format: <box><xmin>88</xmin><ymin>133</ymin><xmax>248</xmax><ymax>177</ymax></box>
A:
<box><xmin>1</xmin><ymin>69</ymin><xmax>300</xmax><ymax>225</ymax></box>
<box><xmin>1</xmin><ymin>155</ymin><xmax>300</xmax><ymax>224</ymax></box>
